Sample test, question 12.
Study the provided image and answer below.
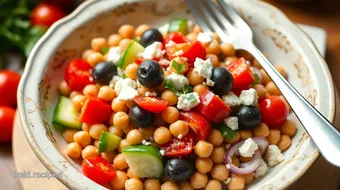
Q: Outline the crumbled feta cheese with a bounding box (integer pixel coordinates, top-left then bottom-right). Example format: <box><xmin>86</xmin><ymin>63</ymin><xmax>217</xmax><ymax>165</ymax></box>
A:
<box><xmin>158</xmin><ymin>23</ymin><xmax>169</xmax><ymax>36</ymax></box>
<box><xmin>174</xmin><ymin>49</ymin><xmax>184</xmax><ymax>56</ymax></box>
<box><xmin>142</xmin><ymin>42</ymin><xmax>163</xmax><ymax>60</ymax></box>
<box><xmin>142</xmin><ymin>139</ymin><xmax>152</xmax><ymax>146</ymax></box>
<box><xmin>159</xmin><ymin>150</ymin><xmax>165</xmax><ymax>156</ymax></box>
<box><xmin>178</xmin><ymin>134</ymin><xmax>183</xmax><ymax>139</ymax></box>
<box><xmin>225</xmin><ymin>178</ymin><xmax>231</xmax><ymax>184</ymax></box>
<box><xmin>145</xmin><ymin>91</ymin><xmax>157</xmax><ymax>97</ymax></box>
<box><xmin>197</xmin><ymin>32</ymin><xmax>214</xmax><ymax>44</ymax></box>
<box><xmin>166</xmin><ymin>73</ymin><xmax>189</xmax><ymax>90</ymax></box>
<box><xmin>239</xmin><ymin>138</ymin><xmax>258</xmax><ymax>157</ymax></box>
<box><xmin>224</xmin><ymin>117</ymin><xmax>239</xmax><ymax>130</ymax></box>
<box><xmin>177</xmin><ymin>92</ymin><xmax>200</xmax><ymax>111</ymax></box>
<box><xmin>187</xmin><ymin>20</ymin><xmax>194</xmax><ymax>31</ymax></box>
<box><xmin>265</xmin><ymin>145</ymin><xmax>285</xmax><ymax>167</ymax></box>
<box><xmin>194</xmin><ymin>58</ymin><xmax>213</xmax><ymax>79</ymax></box>
<box><xmin>109</xmin><ymin>75</ymin><xmax>121</xmax><ymax>88</ymax></box>
<box><xmin>165</xmin><ymin>40</ymin><xmax>176</xmax><ymax>48</ymax></box>
<box><xmin>181</xmin><ymin>57</ymin><xmax>188</xmax><ymax>61</ymax></box>
<box><xmin>117</xmin><ymin>86</ymin><xmax>138</xmax><ymax>100</ymax></box>
<box><xmin>107</xmin><ymin>47</ymin><xmax>121</xmax><ymax>64</ymax></box>
<box><xmin>239</xmin><ymin>88</ymin><xmax>258</xmax><ymax>106</ymax></box>
<box><xmin>203</xmin><ymin>78</ymin><xmax>215</xmax><ymax>87</ymax></box>
<box><xmin>222</xmin><ymin>92</ymin><xmax>241</xmax><ymax>107</ymax></box>
<box><xmin>114</xmin><ymin>78</ymin><xmax>137</xmax><ymax>93</ymax></box>
<box><xmin>159</xmin><ymin>58</ymin><xmax>170</xmax><ymax>67</ymax></box>
<box><xmin>226</xmin><ymin>164</ymin><xmax>231</xmax><ymax>169</ymax></box>
<box><xmin>255</xmin><ymin>159</ymin><xmax>268</xmax><ymax>178</ymax></box>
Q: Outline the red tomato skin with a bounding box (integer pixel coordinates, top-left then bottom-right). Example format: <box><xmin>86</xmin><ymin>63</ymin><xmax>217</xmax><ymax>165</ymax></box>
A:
<box><xmin>226</xmin><ymin>58</ymin><xmax>254</xmax><ymax>90</ymax></box>
<box><xmin>82</xmin><ymin>156</ymin><xmax>116</xmax><ymax>184</ymax></box>
<box><xmin>160</xmin><ymin>133</ymin><xmax>194</xmax><ymax>157</ymax></box>
<box><xmin>31</xmin><ymin>4</ymin><xmax>66</xmax><ymax>28</ymax></box>
<box><xmin>197</xmin><ymin>90</ymin><xmax>232</xmax><ymax>123</ymax></box>
<box><xmin>163</xmin><ymin>32</ymin><xmax>187</xmax><ymax>47</ymax></box>
<box><xmin>79</xmin><ymin>97</ymin><xmax>112</xmax><ymax>124</ymax></box>
<box><xmin>0</xmin><ymin>106</ymin><xmax>16</xmax><ymax>143</ymax></box>
<box><xmin>64</xmin><ymin>59</ymin><xmax>94</xmax><ymax>91</ymax></box>
<box><xmin>0</xmin><ymin>70</ymin><xmax>21</xmax><ymax>106</ymax></box>
<box><xmin>134</xmin><ymin>96</ymin><xmax>168</xmax><ymax>113</ymax></box>
<box><xmin>259</xmin><ymin>96</ymin><xmax>289</xmax><ymax>129</ymax></box>
<box><xmin>166</xmin><ymin>41</ymin><xmax>206</xmax><ymax>67</ymax></box>
<box><xmin>180</xmin><ymin>111</ymin><xmax>212</xmax><ymax>140</ymax></box>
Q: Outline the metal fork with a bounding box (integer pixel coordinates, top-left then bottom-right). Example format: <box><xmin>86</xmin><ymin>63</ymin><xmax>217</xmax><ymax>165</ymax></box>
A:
<box><xmin>186</xmin><ymin>0</ymin><xmax>340</xmax><ymax>167</ymax></box>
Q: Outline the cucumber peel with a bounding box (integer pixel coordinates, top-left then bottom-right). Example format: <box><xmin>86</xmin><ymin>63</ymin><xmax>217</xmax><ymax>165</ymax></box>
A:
<box><xmin>52</xmin><ymin>96</ymin><xmax>82</xmax><ymax>130</ymax></box>
<box><xmin>98</xmin><ymin>131</ymin><xmax>122</xmax><ymax>153</ymax></box>
<box><xmin>118</xmin><ymin>41</ymin><xmax>144</xmax><ymax>70</ymax></box>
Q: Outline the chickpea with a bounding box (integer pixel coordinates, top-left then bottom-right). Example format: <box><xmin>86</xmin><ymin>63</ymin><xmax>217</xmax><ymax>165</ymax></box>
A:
<box><xmin>266</xmin><ymin>81</ymin><xmax>281</xmax><ymax>96</ymax></box>
<box><xmin>169</xmin><ymin>120</ymin><xmax>189</xmax><ymax>138</ymax></box>
<box><xmin>73</xmin><ymin>131</ymin><xmax>91</xmax><ymax>148</ymax></box>
<box><xmin>170</xmin><ymin>57</ymin><xmax>189</xmax><ymax>74</ymax></box>
<box><xmin>91</xmin><ymin>38</ymin><xmax>108</xmax><ymax>52</ymax></box>
<box><xmin>281</xmin><ymin>120</ymin><xmax>297</xmax><ymax>137</ymax></box>
<box><xmin>111</xmin><ymin>170</ymin><xmax>127</xmax><ymax>190</ymax></box>
<box><xmin>186</xmin><ymin>32</ymin><xmax>197</xmax><ymax>41</ymax></box>
<box><xmin>125</xmin><ymin>63</ymin><xmax>139</xmax><ymax>80</ymax></box>
<box><xmin>266</xmin><ymin>129</ymin><xmax>281</xmax><ymax>145</ymax></box>
<box><xmin>194</xmin><ymin>141</ymin><xmax>213</xmax><ymax>158</ymax></box>
<box><xmin>126</xmin><ymin>100</ymin><xmax>135</xmax><ymax>109</ymax></box>
<box><xmin>161</xmin><ymin>107</ymin><xmax>179</xmax><ymax>124</ymax></box>
<box><xmin>119</xmin><ymin>24</ymin><xmax>135</xmax><ymax>39</ymax></box>
<box><xmin>114</xmin><ymin>112</ymin><xmax>130</xmax><ymax>129</ymax></box>
<box><xmin>239</xmin><ymin>156</ymin><xmax>252</xmax><ymax>163</ymax></box>
<box><xmin>210</xmin><ymin>147</ymin><xmax>225</xmax><ymax>164</ymax></box>
<box><xmin>153</xmin><ymin>114</ymin><xmax>167</xmax><ymax>127</ymax></box>
<box><xmin>83</xmin><ymin>84</ymin><xmax>98</xmax><ymax>97</ymax></box>
<box><xmin>127</xmin><ymin>168</ymin><xmax>135</xmax><ymax>178</ymax></box>
<box><xmin>192</xmin><ymin>25</ymin><xmax>202</xmax><ymax>33</ymax></box>
<box><xmin>161</xmin><ymin>90</ymin><xmax>178</xmax><ymax>106</ymax></box>
<box><xmin>125</xmin><ymin>178</ymin><xmax>143</xmax><ymax>190</ymax></box>
<box><xmin>98</xmin><ymin>86</ymin><xmax>115</xmax><ymax>101</ymax></box>
<box><xmin>253</xmin><ymin>59</ymin><xmax>262</xmax><ymax>69</ymax></box>
<box><xmin>253</xmin><ymin>84</ymin><xmax>267</xmax><ymax>100</ymax></box>
<box><xmin>135</xmin><ymin>24</ymin><xmax>150</xmax><ymax>37</ymax></box>
<box><xmin>260</xmin><ymin>69</ymin><xmax>271</xmax><ymax>85</ymax></box>
<box><xmin>89</xmin><ymin>124</ymin><xmax>107</xmax><ymax>140</ymax></box>
<box><xmin>114</xmin><ymin>153</ymin><xmax>128</xmax><ymax>170</ymax></box>
<box><xmin>179</xmin><ymin>181</ymin><xmax>193</xmax><ymax>190</ymax></box>
<box><xmin>232</xmin><ymin>156</ymin><xmax>240</xmax><ymax>167</ymax></box>
<box><xmin>210</xmin><ymin>164</ymin><xmax>229</xmax><ymax>181</ymax></box>
<box><xmin>220</xmin><ymin>43</ymin><xmax>236</xmax><ymax>56</ymax></box>
<box><xmin>87</xmin><ymin>52</ymin><xmax>104</xmax><ymax>67</ymax></box>
<box><xmin>123</xmin><ymin>123</ymin><xmax>138</xmax><ymax>135</ymax></box>
<box><xmin>206</xmin><ymin>54</ymin><xmax>219</xmax><ymax>67</ymax></box>
<box><xmin>112</xmin><ymin>98</ymin><xmax>128</xmax><ymax>112</ymax></box>
<box><xmin>100</xmin><ymin>151</ymin><xmax>116</xmax><ymax>163</ymax></box>
<box><xmin>225</xmin><ymin>131</ymin><xmax>241</xmax><ymax>144</ymax></box>
<box><xmin>72</xmin><ymin>95</ymin><xmax>86</xmax><ymax>110</ymax></box>
<box><xmin>253</xmin><ymin>123</ymin><xmax>270</xmax><ymax>137</ymax></box>
<box><xmin>108</xmin><ymin>34</ymin><xmax>122</xmax><ymax>47</ymax></box>
<box><xmin>94</xmin><ymin>140</ymin><xmax>100</xmax><ymax>148</ymax></box>
<box><xmin>190</xmin><ymin>172</ymin><xmax>207</xmax><ymax>189</ymax></box>
<box><xmin>186</xmin><ymin>69</ymin><xmax>204</xmax><ymax>86</ymax></box>
<box><xmin>81</xmin><ymin>145</ymin><xmax>98</xmax><ymax>159</ymax></box>
<box><xmin>195</xmin><ymin>157</ymin><xmax>213</xmax><ymax>174</ymax></box>
<box><xmin>154</xmin><ymin>126</ymin><xmax>171</xmax><ymax>145</ymax></box>
<box><xmin>212</xmin><ymin>32</ymin><xmax>220</xmax><ymax>42</ymax></box>
<box><xmin>206</xmin><ymin>40</ymin><xmax>221</xmax><ymax>55</ymax></box>
<box><xmin>65</xmin><ymin>142</ymin><xmax>82</xmax><ymax>158</ymax></box>
<box><xmin>137</xmin><ymin>86</ymin><xmax>152</xmax><ymax>96</ymax></box>
<box><xmin>138</xmin><ymin>127</ymin><xmax>155</xmax><ymax>139</ymax></box>
<box><xmin>161</xmin><ymin>181</ymin><xmax>179</xmax><ymax>190</ymax></box>
<box><xmin>58</xmin><ymin>81</ymin><xmax>71</xmax><ymax>96</ymax></box>
<box><xmin>119</xmin><ymin>38</ymin><xmax>132</xmax><ymax>51</ymax></box>
<box><xmin>207</xmin><ymin>129</ymin><xmax>224</xmax><ymax>146</ymax></box>
<box><xmin>227</xmin><ymin>175</ymin><xmax>245</xmax><ymax>190</ymax></box>
<box><xmin>69</xmin><ymin>91</ymin><xmax>81</xmax><ymax>99</ymax></box>
<box><xmin>278</xmin><ymin>135</ymin><xmax>291</xmax><ymax>152</ymax></box>
<box><xmin>144</xmin><ymin>179</ymin><xmax>161</xmax><ymax>190</ymax></box>
<box><xmin>82</xmin><ymin>123</ymin><xmax>91</xmax><ymax>132</ymax></box>
<box><xmin>82</xmin><ymin>49</ymin><xmax>94</xmax><ymax>60</ymax></box>
<box><xmin>243</xmin><ymin>173</ymin><xmax>254</xmax><ymax>185</ymax></box>
<box><xmin>193</xmin><ymin>84</ymin><xmax>209</xmax><ymax>95</ymax></box>
<box><xmin>127</xmin><ymin>129</ymin><xmax>144</xmax><ymax>145</ymax></box>
<box><xmin>206</xmin><ymin>180</ymin><xmax>222</xmax><ymax>190</ymax></box>
<box><xmin>63</xmin><ymin>129</ymin><xmax>77</xmax><ymax>143</ymax></box>
<box><xmin>240</xmin><ymin>130</ymin><xmax>253</xmax><ymax>140</ymax></box>
<box><xmin>275</xmin><ymin>65</ymin><xmax>287</xmax><ymax>79</ymax></box>
<box><xmin>108</xmin><ymin>126</ymin><xmax>124</xmax><ymax>137</ymax></box>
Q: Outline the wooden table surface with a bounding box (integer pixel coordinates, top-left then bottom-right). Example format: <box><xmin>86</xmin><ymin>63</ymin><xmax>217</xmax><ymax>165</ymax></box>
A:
<box><xmin>1</xmin><ymin>1</ymin><xmax>340</xmax><ymax>189</ymax></box>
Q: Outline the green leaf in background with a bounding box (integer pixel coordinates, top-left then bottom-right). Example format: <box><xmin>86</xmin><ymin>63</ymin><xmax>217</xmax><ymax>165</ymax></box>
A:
<box><xmin>214</xmin><ymin>123</ymin><xmax>237</xmax><ymax>140</ymax></box>
<box><xmin>24</xmin><ymin>26</ymin><xmax>46</xmax><ymax>56</ymax></box>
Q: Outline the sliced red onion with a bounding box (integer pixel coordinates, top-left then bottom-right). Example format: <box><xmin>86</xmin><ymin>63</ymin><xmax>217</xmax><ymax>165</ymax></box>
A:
<box><xmin>252</xmin><ymin>137</ymin><xmax>269</xmax><ymax>155</ymax></box>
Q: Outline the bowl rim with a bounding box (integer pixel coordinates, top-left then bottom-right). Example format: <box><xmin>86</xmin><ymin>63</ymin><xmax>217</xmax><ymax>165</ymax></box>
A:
<box><xmin>17</xmin><ymin>0</ymin><xmax>336</xmax><ymax>189</ymax></box>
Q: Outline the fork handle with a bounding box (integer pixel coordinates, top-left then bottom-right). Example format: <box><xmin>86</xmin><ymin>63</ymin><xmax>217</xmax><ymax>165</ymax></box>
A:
<box><xmin>245</xmin><ymin>43</ymin><xmax>340</xmax><ymax>167</ymax></box>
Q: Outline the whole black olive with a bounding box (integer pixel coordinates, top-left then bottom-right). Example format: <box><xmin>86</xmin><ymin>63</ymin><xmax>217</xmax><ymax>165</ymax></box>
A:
<box><xmin>140</xmin><ymin>28</ymin><xmax>164</xmax><ymax>47</ymax></box>
<box><xmin>164</xmin><ymin>158</ymin><xmax>195</xmax><ymax>182</ymax></box>
<box><xmin>129</xmin><ymin>105</ymin><xmax>155</xmax><ymax>128</ymax></box>
<box><xmin>210</xmin><ymin>67</ymin><xmax>233</xmax><ymax>96</ymax></box>
<box><xmin>92</xmin><ymin>61</ymin><xmax>118</xmax><ymax>85</ymax></box>
<box><xmin>236</xmin><ymin>105</ymin><xmax>262</xmax><ymax>129</ymax></box>
<box><xmin>137</xmin><ymin>60</ymin><xmax>164</xmax><ymax>88</ymax></box>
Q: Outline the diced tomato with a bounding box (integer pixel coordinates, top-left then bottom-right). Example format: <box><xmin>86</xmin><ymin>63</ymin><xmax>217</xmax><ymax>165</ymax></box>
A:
<box><xmin>134</xmin><ymin>96</ymin><xmax>168</xmax><ymax>113</ymax></box>
<box><xmin>226</xmin><ymin>58</ymin><xmax>254</xmax><ymax>90</ymax></box>
<box><xmin>135</xmin><ymin>57</ymin><xmax>144</xmax><ymax>65</ymax></box>
<box><xmin>259</xmin><ymin>96</ymin><xmax>288</xmax><ymax>129</ymax></box>
<box><xmin>163</xmin><ymin>32</ymin><xmax>187</xmax><ymax>48</ymax></box>
<box><xmin>160</xmin><ymin>133</ymin><xmax>194</xmax><ymax>157</ymax></box>
<box><xmin>79</xmin><ymin>97</ymin><xmax>112</xmax><ymax>124</ymax></box>
<box><xmin>180</xmin><ymin>111</ymin><xmax>212</xmax><ymax>140</ymax></box>
<box><xmin>196</xmin><ymin>90</ymin><xmax>232</xmax><ymax>123</ymax></box>
<box><xmin>166</xmin><ymin>41</ymin><xmax>206</xmax><ymax>67</ymax></box>
<box><xmin>64</xmin><ymin>59</ymin><xmax>94</xmax><ymax>91</ymax></box>
<box><xmin>82</xmin><ymin>156</ymin><xmax>116</xmax><ymax>184</ymax></box>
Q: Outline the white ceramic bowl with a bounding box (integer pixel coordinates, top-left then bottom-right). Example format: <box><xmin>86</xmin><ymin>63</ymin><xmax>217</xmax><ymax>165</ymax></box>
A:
<box><xmin>18</xmin><ymin>0</ymin><xmax>335</xmax><ymax>189</ymax></box>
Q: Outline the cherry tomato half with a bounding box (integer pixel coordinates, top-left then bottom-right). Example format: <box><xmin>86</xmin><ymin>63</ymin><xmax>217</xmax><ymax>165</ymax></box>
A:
<box><xmin>163</xmin><ymin>32</ymin><xmax>187</xmax><ymax>47</ymax></box>
<box><xmin>82</xmin><ymin>156</ymin><xmax>116</xmax><ymax>184</ymax></box>
<box><xmin>0</xmin><ymin>70</ymin><xmax>21</xmax><ymax>107</ymax></box>
<box><xmin>226</xmin><ymin>58</ymin><xmax>254</xmax><ymax>90</ymax></box>
<box><xmin>180</xmin><ymin>111</ymin><xmax>212</xmax><ymax>140</ymax></box>
<box><xmin>31</xmin><ymin>4</ymin><xmax>66</xmax><ymax>28</ymax></box>
<box><xmin>79</xmin><ymin>97</ymin><xmax>112</xmax><ymax>124</ymax></box>
<box><xmin>166</xmin><ymin>41</ymin><xmax>206</xmax><ymax>67</ymax></box>
<box><xmin>134</xmin><ymin>96</ymin><xmax>168</xmax><ymax>113</ymax></box>
<box><xmin>259</xmin><ymin>96</ymin><xmax>288</xmax><ymax>129</ymax></box>
<box><xmin>0</xmin><ymin>106</ymin><xmax>16</xmax><ymax>143</ymax></box>
<box><xmin>160</xmin><ymin>133</ymin><xmax>194</xmax><ymax>157</ymax></box>
<box><xmin>64</xmin><ymin>59</ymin><xmax>94</xmax><ymax>91</ymax></box>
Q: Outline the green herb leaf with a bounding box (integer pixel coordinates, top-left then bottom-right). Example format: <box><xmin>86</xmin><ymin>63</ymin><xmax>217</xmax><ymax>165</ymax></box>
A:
<box><xmin>252</xmin><ymin>74</ymin><xmax>260</xmax><ymax>86</ymax></box>
<box><xmin>165</xmin><ymin>79</ymin><xmax>193</xmax><ymax>96</ymax></box>
<box><xmin>186</xmin><ymin>93</ymin><xmax>197</xmax><ymax>103</ymax></box>
<box><xmin>101</xmin><ymin>47</ymin><xmax>109</xmax><ymax>55</ymax></box>
<box><xmin>122</xmin><ymin>73</ymin><xmax>128</xmax><ymax>79</ymax></box>
<box><xmin>171</xmin><ymin>60</ymin><xmax>186</xmax><ymax>74</ymax></box>
<box><xmin>214</xmin><ymin>123</ymin><xmax>237</xmax><ymax>139</ymax></box>
<box><xmin>182</xmin><ymin>84</ymin><xmax>193</xmax><ymax>94</ymax></box>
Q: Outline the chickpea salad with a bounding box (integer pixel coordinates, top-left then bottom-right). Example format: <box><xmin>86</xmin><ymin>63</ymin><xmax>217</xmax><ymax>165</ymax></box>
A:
<box><xmin>54</xmin><ymin>18</ymin><xmax>297</xmax><ymax>190</ymax></box>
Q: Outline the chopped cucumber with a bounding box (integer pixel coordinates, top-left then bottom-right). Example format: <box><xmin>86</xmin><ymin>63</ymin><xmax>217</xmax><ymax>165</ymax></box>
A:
<box><xmin>122</xmin><ymin>145</ymin><xmax>164</xmax><ymax>179</ymax></box>
<box><xmin>168</xmin><ymin>18</ymin><xmax>188</xmax><ymax>34</ymax></box>
<box><xmin>52</xmin><ymin>96</ymin><xmax>82</xmax><ymax>130</ymax></box>
<box><xmin>98</xmin><ymin>131</ymin><xmax>122</xmax><ymax>153</ymax></box>
<box><xmin>118</xmin><ymin>41</ymin><xmax>144</xmax><ymax>70</ymax></box>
